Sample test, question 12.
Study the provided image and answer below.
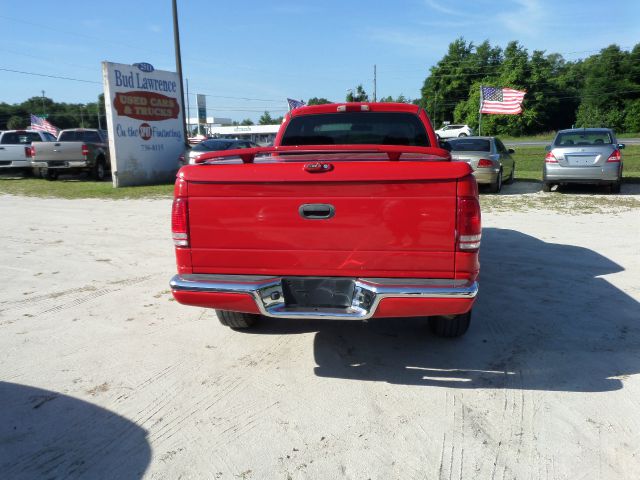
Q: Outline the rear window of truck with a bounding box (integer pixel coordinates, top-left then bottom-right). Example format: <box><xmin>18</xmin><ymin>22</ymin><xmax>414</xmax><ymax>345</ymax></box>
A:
<box><xmin>1</xmin><ymin>131</ymin><xmax>43</xmax><ymax>144</ymax></box>
<box><xmin>281</xmin><ymin>112</ymin><xmax>430</xmax><ymax>146</ymax></box>
<box><xmin>58</xmin><ymin>131</ymin><xmax>102</xmax><ymax>143</ymax></box>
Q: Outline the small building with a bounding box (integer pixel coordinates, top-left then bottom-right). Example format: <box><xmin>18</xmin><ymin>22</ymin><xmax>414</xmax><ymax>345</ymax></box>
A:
<box><xmin>208</xmin><ymin>124</ymin><xmax>281</xmax><ymax>145</ymax></box>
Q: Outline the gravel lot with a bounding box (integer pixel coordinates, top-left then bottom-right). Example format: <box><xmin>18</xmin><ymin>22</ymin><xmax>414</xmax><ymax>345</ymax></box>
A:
<box><xmin>1</xmin><ymin>186</ymin><xmax>639</xmax><ymax>479</ymax></box>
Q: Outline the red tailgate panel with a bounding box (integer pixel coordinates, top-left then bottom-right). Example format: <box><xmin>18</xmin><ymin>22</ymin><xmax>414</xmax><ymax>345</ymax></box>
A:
<box><xmin>188</xmin><ymin>176</ymin><xmax>457</xmax><ymax>278</ymax></box>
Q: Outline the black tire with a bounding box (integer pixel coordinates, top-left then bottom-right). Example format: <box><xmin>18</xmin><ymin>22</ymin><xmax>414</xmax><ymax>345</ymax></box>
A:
<box><xmin>428</xmin><ymin>310</ymin><xmax>472</xmax><ymax>338</ymax></box>
<box><xmin>609</xmin><ymin>180</ymin><xmax>621</xmax><ymax>194</ymax></box>
<box><xmin>215</xmin><ymin>309</ymin><xmax>259</xmax><ymax>329</ymax></box>
<box><xmin>458</xmin><ymin>133</ymin><xmax>468</xmax><ymax>137</ymax></box>
<box><xmin>505</xmin><ymin>164</ymin><xmax>515</xmax><ymax>184</ymax></box>
<box><xmin>488</xmin><ymin>169</ymin><xmax>503</xmax><ymax>193</ymax></box>
<box><xmin>44</xmin><ymin>169</ymin><xmax>58</xmax><ymax>181</ymax></box>
<box><xmin>542</xmin><ymin>181</ymin><xmax>552</xmax><ymax>192</ymax></box>
<box><xmin>92</xmin><ymin>157</ymin><xmax>106</xmax><ymax>181</ymax></box>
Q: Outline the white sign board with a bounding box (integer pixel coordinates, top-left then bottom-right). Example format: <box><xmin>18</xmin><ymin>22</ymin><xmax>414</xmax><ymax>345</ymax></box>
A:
<box><xmin>102</xmin><ymin>61</ymin><xmax>184</xmax><ymax>187</ymax></box>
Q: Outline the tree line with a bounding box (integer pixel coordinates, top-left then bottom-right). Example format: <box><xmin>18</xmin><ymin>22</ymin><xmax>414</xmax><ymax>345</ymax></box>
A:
<box><xmin>0</xmin><ymin>95</ymin><xmax>106</xmax><ymax>130</ymax></box>
<box><xmin>419</xmin><ymin>38</ymin><xmax>640</xmax><ymax>135</ymax></box>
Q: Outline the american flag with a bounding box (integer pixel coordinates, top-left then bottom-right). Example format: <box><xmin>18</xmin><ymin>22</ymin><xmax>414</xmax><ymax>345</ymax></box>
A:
<box><xmin>480</xmin><ymin>87</ymin><xmax>526</xmax><ymax>115</ymax></box>
<box><xmin>30</xmin><ymin>114</ymin><xmax>60</xmax><ymax>136</ymax></box>
<box><xmin>287</xmin><ymin>98</ymin><xmax>305</xmax><ymax>110</ymax></box>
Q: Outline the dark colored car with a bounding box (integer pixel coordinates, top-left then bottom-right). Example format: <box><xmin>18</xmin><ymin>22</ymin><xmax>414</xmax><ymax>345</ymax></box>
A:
<box><xmin>180</xmin><ymin>139</ymin><xmax>259</xmax><ymax>165</ymax></box>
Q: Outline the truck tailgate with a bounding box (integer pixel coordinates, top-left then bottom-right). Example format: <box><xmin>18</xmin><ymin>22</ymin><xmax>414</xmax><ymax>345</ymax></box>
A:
<box><xmin>32</xmin><ymin>142</ymin><xmax>85</xmax><ymax>161</ymax></box>
<box><xmin>183</xmin><ymin>160</ymin><xmax>471</xmax><ymax>279</ymax></box>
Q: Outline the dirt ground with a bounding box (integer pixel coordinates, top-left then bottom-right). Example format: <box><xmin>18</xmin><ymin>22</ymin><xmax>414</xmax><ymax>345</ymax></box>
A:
<box><xmin>1</xmin><ymin>186</ymin><xmax>639</xmax><ymax>479</ymax></box>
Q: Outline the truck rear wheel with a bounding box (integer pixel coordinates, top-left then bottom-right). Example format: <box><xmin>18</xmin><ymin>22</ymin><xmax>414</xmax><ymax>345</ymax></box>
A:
<box><xmin>215</xmin><ymin>310</ymin><xmax>259</xmax><ymax>329</ymax></box>
<box><xmin>92</xmin><ymin>158</ymin><xmax>106</xmax><ymax>181</ymax></box>
<box><xmin>428</xmin><ymin>310</ymin><xmax>471</xmax><ymax>337</ymax></box>
<box><xmin>44</xmin><ymin>169</ymin><xmax>58</xmax><ymax>181</ymax></box>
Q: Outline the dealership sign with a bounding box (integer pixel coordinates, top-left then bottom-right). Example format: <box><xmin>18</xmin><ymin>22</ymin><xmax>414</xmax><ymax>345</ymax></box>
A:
<box><xmin>102</xmin><ymin>61</ymin><xmax>184</xmax><ymax>187</ymax></box>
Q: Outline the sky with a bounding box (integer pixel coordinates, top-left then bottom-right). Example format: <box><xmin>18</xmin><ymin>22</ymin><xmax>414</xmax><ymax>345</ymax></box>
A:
<box><xmin>0</xmin><ymin>0</ymin><xmax>639</xmax><ymax>123</ymax></box>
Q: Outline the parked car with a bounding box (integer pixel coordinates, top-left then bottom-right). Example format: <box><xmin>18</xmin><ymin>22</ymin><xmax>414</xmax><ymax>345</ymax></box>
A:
<box><xmin>435</xmin><ymin>124</ymin><xmax>474</xmax><ymax>139</ymax></box>
<box><xmin>0</xmin><ymin>130</ymin><xmax>56</xmax><ymax>174</ymax></box>
<box><xmin>179</xmin><ymin>139</ymin><xmax>260</xmax><ymax>165</ymax></box>
<box><xmin>170</xmin><ymin>102</ymin><xmax>481</xmax><ymax>337</ymax></box>
<box><xmin>446</xmin><ymin>136</ymin><xmax>515</xmax><ymax>193</ymax></box>
<box><xmin>31</xmin><ymin>129</ymin><xmax>110</xmax><ymax>180</ymax></box>
<box><xmin>543</xmin><ymin>128</ymin><xmax>624</xmax><ymax>193</ymax></box>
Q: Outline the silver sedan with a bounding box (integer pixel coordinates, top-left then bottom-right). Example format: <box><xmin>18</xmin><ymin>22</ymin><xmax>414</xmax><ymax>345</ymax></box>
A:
<box><xmin>446</xmin><ymin>136</ymin><xmax>515</xmax><ymax>193</ymax></box>
<box><xmin>543</xmin><ymin>128</ymin><xmax>624</xmax><ymax>193</ymax></box>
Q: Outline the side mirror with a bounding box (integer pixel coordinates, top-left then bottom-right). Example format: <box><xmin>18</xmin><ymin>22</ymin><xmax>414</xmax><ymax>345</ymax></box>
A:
<box><xmin>508</xmin><ymin>148</ymin><xmax>515</xmax><ymax>154</ymax></box>
<box><xmin>618</xmin><ymin>143</ymin><xmax>626</xmax><ymax>150</ymax></box>
<box><xmin>544</xmin><ymin>145</ymin><xmax>551</xmax><ymax>152</ymax></box>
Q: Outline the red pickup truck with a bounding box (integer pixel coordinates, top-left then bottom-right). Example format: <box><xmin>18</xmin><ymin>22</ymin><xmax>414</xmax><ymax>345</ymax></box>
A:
<box><xmin>170</xmin><ymin>103</ymin><xmax>480</xmax><ymax>337</ymax></box>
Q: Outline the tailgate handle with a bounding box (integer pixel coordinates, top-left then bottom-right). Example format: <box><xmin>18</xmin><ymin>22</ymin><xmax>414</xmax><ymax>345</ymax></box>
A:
<box><xmin>299</xmin><ymin>204</ymin><xmax>335</xmax><ymax>220</ymax></box>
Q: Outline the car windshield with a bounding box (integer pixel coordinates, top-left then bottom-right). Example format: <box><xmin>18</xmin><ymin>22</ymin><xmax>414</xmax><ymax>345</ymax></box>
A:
<box><xmin>192</xmin><ymin>140</ymin><xmax>234</xmax><ymax>151</ymax></box>
<box><xmin>554</xmin><ymin>131</ymin><xmax>613</xmax><ymax>146</ymax></box>
<box><xmin>281</xmin><ymin>112</ymin><xmax>429</xmax><ymax>146</ymax></box>
<box><xmin>446</xmin><ymin>138</ymin><xmax>491</xmax><ymax>152</ymax></box>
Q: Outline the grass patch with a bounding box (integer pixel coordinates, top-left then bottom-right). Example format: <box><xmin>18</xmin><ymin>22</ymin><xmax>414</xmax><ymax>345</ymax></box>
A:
<box><xmin>510</xmin><ymin>144</ymin><xmax>640</xmax><ymax>182</ymax></box>
<box><xmin>501</xmin><ymin>132</ymin><xmax>639</xmax><ymax>143</ymax></box>
<box><xmin>0</xmin><ymin>176</ymin><xmax>174</xmax><ymax>199</ymax></box>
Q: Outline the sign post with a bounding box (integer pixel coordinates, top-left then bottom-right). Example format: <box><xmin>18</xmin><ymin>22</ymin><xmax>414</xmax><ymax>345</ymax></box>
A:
<box><xmin>102</xmin><ymin>61</ymin><xmax>185</xmax><ymax>187</ymax></box>
<box><xmin>196</xmin><ymin>94</ymin><xmax>207</xmax><ymax>135</ymax></box>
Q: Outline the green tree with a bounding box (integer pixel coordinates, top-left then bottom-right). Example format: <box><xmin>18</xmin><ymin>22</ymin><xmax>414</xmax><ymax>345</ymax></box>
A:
<box><xmin>307</xmin><ymin>97</ymin><xmax>331</xmax><ymax>105</ymax></box>
<box><xmin>240</xmin><ymin>118</ymin><xmax>254</xmax><ymax>126</ymax></box>
<box><xmin>258</xmin><ymin>111</ymin><xmax>273</xmax><ymax>124</ymax></box>
<box><xmin>7</xmin><ymin>115</ymin><xmax>28</xmax><ymax>129</ymax></box>
<box><xmin>346</xmin><ymin>85</ymin><xmax>369</xmax><ymax>102</ymax></box>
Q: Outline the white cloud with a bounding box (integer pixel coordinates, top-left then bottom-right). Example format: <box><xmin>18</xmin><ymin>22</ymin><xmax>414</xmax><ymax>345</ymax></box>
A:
<box><xmin>423</xmin><ymin>0</ymin><xmax>466</xmax><ymax>17</ymax></box>
<box><xmin>497</xmin><ymin>0</ymin><xmax>545</xmax><ymax>35</ymax></box>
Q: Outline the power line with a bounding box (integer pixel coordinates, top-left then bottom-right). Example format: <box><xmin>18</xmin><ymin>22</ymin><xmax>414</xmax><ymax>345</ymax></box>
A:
<box><xmin>0</xmin><ymin>67</ymin><xmax>101</xmax><ymax>84</ymax></box>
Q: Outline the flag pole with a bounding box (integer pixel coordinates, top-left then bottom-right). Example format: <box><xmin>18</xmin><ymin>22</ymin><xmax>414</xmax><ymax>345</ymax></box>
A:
<box><xmin>478</xmin><ymin>85</ymin><xmax>483</xmax><ymax>136</ymax></box>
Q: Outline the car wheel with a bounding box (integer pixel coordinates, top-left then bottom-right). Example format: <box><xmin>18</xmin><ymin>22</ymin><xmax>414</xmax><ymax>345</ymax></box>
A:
<box><xmin>44</xmin><ymin>169</ymin><xmax>58</xmax><ymax>181</ymax></box>
<box><xmin>542</xmin><ymin>181</ymin><xmax>552</xmax><ymax>192</ymax></box>
<box><xmin>488</xmin><ymin>169</ymin><xmax>503</xmax><ymax>193</ymax></box>
<box><xmin>505</xmin><ymin>165</ymin><xmax>515</xmax><ymax>184</ymax></box>
<box><xmin>458</xmin><ymin>133</ymin><xmax>468</xmax><ymax>137</ymax></box>
<box><xmin>428</xmin><ymin>310</ymin><xmax>472</xmax><ymax>338</ymax></box>
<box><xmin>92</xmin><ymin>158</ymin><xmax>106</xmax><ymax>181</ymax></box>
<box><xmin>609</xmin><ymin>180</ymin><xmax>621</xmax><ymax>194</ymax></box>
<box><xmin>215</xmin><ymin>310</ymin><xmax>259</xmax><ymax>329</ymax></box>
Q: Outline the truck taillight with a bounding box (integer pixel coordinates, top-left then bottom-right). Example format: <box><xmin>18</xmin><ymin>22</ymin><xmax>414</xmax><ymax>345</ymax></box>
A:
<box><xmin>477</xmin><ymin>159</ymin><xmax>492</xmax><ymax>168</ymax></box>
<box><xmin>25</xmin><ymin>146</ymin><xmax>32</xmax><ymax>158</ymax></box>
<box><xmin>606</xmin><ymin>150</ymin><xmax>621</xmax><ymax>163</ymax></box>
<box><xmin>545</xmin><ymin>151</ymin><xmax>558</xmax><ymax>163</ymax></box>
<box><xmin>457</xmin><ymin>196</ymin><xmax>481</xmax><ymax>252</ymax></box>
<box><xmin>171</xmin><ymin>197</ymin><xmax>189</xmax><ymax>247</ymax></box>
<box><xmin>81</xmin><ymin>144</ymin><xmax>89</xmax><ymax>157</ymax></box>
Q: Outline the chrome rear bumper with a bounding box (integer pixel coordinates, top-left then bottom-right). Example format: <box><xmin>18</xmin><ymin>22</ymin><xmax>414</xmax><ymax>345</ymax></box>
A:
<box><xmin>170</xmin><ymin>274</ymin><xmax>478</xmax><ymax>320</ymax></box>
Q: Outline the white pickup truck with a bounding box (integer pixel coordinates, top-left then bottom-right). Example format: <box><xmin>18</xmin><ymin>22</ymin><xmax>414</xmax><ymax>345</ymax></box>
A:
<box><xmin>0</xmin><ymin>130</ymin><xmax>56</xmax><ymax>173</ymax></box>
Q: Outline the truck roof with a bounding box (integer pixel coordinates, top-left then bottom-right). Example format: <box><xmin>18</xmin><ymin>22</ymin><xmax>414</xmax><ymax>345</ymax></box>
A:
<box><xmin>289</xmin><ymin>102</ymin><xmax>421</xmax><ymax>118</ymax></box>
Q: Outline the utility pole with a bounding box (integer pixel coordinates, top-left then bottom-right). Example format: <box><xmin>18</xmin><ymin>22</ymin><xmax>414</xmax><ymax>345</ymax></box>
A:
<box><xmin>172</xmin><ymin>0</ymin><xmax>189</xmax><ymax>146</ymax></box>
<box><xmin>373</xmin><ymin>65</ymin><xmax>377</xmax><ymax>102</ymax></box>
<box><xmin>80</xmin><ymin>105</ymin><xmax>84</xmax><ymax>128</ymax></box>
<box><xmin>41</xmin><ymin>90</ymin><xmax>46</xmax><ymax>116</ymax></box>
